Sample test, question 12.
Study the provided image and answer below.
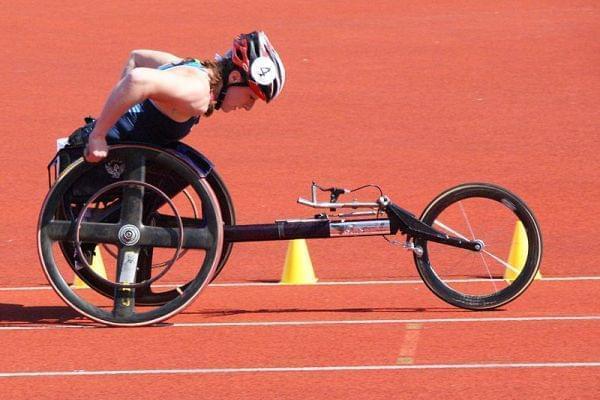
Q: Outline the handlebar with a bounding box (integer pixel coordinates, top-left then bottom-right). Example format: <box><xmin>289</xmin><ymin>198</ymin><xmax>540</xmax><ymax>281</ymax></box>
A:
<box><xmin>298</xmin><ymin>182</ymin><xmax>390</xmax><ymax>210</ymax></box>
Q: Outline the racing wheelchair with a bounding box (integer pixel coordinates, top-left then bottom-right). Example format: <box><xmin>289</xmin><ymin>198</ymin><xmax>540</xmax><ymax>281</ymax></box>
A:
<box><xmin>39</xmin><ymin>133</ymin><xmax>543</xmax><ymax>327</ymax></box>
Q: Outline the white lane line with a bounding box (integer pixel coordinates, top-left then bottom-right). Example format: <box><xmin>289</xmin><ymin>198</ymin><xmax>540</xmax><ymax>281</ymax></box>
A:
<box><xmin>1</xmin><ymin>361</ymin><xmax>600</xmax><ymax>378</ymax></box>
<box><xmin>173</xmin><ymin>315</ymin><xmax>600</xmax><ymax>328</ymax></box>
<box><xmin>1</xmin><ymin>275</ymin><xmax>600</xmax><ymax>291</ymax></box>
<box><xmin>2</xmin><ymin>315</ymin><xmax>600</xmax><ymax>331</ymax></box>
<box><xmin>0</xmin><ymin>325</ymin><xmax>95</xmax><ymax>331</ymax></box>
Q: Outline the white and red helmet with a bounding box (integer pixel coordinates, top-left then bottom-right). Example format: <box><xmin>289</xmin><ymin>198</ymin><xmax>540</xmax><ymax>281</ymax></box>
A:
<box><xmin>224</xmin><ymin>31</ymin><xmax>286</xmax><ymax>103</ymax></box>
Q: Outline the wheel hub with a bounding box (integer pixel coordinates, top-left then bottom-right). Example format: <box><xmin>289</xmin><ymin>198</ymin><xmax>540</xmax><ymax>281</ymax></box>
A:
<box><xmin>118</xmin><ymin>224</ymin><xmax>140</xmax><ymax>246</ymax></box>
<box><xmin>473</xmin><ymin>239</ymin><xmax>485</xmax><ymax>251</ymax></box>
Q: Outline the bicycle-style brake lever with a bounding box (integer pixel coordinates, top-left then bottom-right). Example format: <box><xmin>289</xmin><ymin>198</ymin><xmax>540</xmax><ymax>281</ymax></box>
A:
<box><xmin>329</xmin><ymin>188</ymin><xmax>348</xmax><ymax>203</ymax></box>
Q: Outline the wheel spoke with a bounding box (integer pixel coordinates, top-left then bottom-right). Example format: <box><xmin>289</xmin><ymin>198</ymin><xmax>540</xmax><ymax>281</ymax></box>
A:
<box><xmin>123</xmin><ymin>151</ymin><xmax>146</xmax><ymax>181</ymax></box>
<box><xmin>44</xmin><ymin>220</ymin><xmax>121</xmax><ymax>243</ymax></box>
<box><xmin>478</xmin><ymin>252</ymin><xmax>498</xmax><ymax>290</ymax></box>
<box><xmin>458</xmin><ymin>201</ymin><xmax>497</xmax><ymax>289</ymax></box>
<box><xmin>112</xmin><ymin>245</ymin><xmax>140</xmax><ymax>318</ymax></box>
<box><xmin>481</xmin><ymin>249</ymin><xmax>520</xmax><ymax>274</ymax></box>
<box><xmin>120</xmin><ymin>185</ymin><xmax>145</xmax><ymax>226</ymax></box>
<box><xmin>458</xmin><ymin>201</ymin><xmax>477</xmax><ymax>240</ymax></box>
<box><xmin>132</xmin><ymin>246</ymin><xmax>155</xmax><ymax>298</ymax></box>
<box><xmin>119</xmin><ymin>153</ymin><xmax>146</xmax><ymax>225</ymax></box>
<box><xmin>433</xmin><ymin>219</ymin><xmax>469</xmax><ymax>241</ymax></box>
<box><xmin>113</xmin><ymin>287</ymin><xmax>136</xmax><ymax>318</ymax></box>
<box><xmin>139</xmin><ymin>225</ymin><xmax>212</xmax><ymax>249</ymax></box>
<box><xmin>39</xmin><ymin>145</ymin><xmax>225</xmax><ymax>326</ymax></box>
<box><xmin>434</xmin><ymin>218</ymin><xmax>519</xmax><ymax>275</ymax></box>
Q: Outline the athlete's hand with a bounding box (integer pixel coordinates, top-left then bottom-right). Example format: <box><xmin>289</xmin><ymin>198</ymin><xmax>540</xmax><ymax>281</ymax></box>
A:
<box><xmin>84</xmin><ymin>132</ymin><xmax>109</xmax><ymax>163</ymax></box>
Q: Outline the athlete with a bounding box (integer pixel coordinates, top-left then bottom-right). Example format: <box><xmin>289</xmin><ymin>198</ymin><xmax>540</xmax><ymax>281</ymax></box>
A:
<box><xmin>84</xmin><ymin>30</ymin><xmax>285</xmax><ymax>163</ymax></box>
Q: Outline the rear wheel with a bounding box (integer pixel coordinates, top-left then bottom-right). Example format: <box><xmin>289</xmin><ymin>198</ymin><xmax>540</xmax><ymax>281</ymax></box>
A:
<box><xmin>56</xmin><ymin>156</ymin><xmax>235</xmax><ymax>305</ymax></box>
<box><xmin>38</xmin><ymin>145</ymin><xmax>224</xmax><ymax>326</ymax></box>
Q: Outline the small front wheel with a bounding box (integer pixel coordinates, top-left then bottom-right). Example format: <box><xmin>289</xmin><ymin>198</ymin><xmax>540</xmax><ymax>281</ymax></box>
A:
<box><xmin>413</xmin><ymin>183</ymin><xmax>542</xmax><ymax>310</ymax></box>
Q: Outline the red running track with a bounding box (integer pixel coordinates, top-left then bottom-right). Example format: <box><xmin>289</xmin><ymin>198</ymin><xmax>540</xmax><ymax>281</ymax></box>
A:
<box><xmin>1</xmin><ymin>279</ymin><xmax>600</xmax><ymax>398</ymax></box>
<box><xmin>1</xmin><ymin>1</ymin><xmax>599</xmax><ymax>398</ymax></box>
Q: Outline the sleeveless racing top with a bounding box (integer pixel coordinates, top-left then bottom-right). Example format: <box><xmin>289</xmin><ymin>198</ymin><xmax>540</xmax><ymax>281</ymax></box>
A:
<box><xmin>106</xmin><ymin>59</ymin><xmax>206</xmax><ymax>146</ymax></box>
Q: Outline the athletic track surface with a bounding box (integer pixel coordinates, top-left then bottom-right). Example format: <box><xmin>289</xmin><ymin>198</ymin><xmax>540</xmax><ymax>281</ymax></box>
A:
<box><xmin>1</xmin><ymin>1</ymin><xmax>599</xmax><ymax>398</ymax></box>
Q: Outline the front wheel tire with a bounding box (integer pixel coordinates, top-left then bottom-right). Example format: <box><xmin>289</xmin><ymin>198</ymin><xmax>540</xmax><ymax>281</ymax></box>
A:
<box><xmin>413</xmin><ymin>183</ymin><xmax>543</xmax><ymax>310</ymax></box>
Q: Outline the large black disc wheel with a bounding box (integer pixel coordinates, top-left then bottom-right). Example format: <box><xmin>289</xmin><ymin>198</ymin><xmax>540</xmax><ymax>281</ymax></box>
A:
<box><xmin>55</xmin><ymin>153</ymin><xmax>235</xmax><ymax>306</ymax></box>
<box><xmin>38</xmin><ymin>145</ymin><xmax>224</xmax><ymax>326</ymax></box>
<box><xmin>413</xmin><ymin>183</ymin><xmax>542</xmax><ymax>310</ymax></box>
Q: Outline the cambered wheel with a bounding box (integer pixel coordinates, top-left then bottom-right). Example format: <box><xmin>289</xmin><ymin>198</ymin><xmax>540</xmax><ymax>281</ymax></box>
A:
<box><xmin>413</xmin><ymin>183</ymin><xmax>542</xmax><ymax>310</ymax></box>
<box><xmin>38</xmin><ymin>145</ymin><xmax>224</xmax><ymax>326</ymax></box>
<box><xmin>56</xmin><ymin>153</ymin><xmax>235</xmax><ymax>306</ymax></box>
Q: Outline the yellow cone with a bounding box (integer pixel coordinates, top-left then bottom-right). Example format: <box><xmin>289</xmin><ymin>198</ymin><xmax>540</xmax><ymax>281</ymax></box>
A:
<box><xmin>280</xmin><ymin>239</ymin><xmax>318</xmax><ymax>284</ymax></box>
<box><xmin>504</xmin><ymin>221</ymin><xmax>541</xmax><ymax>282</ymax></box>
<box><xmin>72</xmin><ymin>245</ymin><xmax>108</xmax><ymax>289</ymax></box>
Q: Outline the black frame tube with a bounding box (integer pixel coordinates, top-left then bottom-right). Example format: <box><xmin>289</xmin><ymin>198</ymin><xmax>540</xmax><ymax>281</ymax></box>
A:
<box><xmin>138</xmin><ymin>204</ymin><xmax>481</xmax><ymax>251</ymax></box>
<box><xmin>225</xmin><ymin>220</ymin><xmax>330</xmax><ymax>242</ymax></box>
<box><xmin>223</xmin><ymin>203</ymin><xmax>481</xmax><ymax>252</ymax></box>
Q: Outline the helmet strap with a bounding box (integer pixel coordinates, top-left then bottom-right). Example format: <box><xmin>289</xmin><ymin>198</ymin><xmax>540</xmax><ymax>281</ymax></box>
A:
<box><xmin>215</xmin><ymin>82</ymin><xmax>248</xmax><ymax>110</ymax></box>
<box><xmin>214</xmin><ymin>64</ymin><xmax>249</xmax><ymax>110</ymax></box>
<box><xmin>214</xmin><ymin>85</ymin><xmax>228</xmax><ymax>110</ymax></box>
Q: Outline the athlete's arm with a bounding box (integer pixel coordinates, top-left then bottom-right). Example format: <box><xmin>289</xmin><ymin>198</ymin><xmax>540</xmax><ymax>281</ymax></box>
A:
<box><xmin>85</xmin><ymin>67</ymin><xmax>209</xmax><ymax>163</ymax></box>
<box><xmin>120</xmin><ymin>49</ymin><xmax>184</xmax><ymax>78</ymax></box>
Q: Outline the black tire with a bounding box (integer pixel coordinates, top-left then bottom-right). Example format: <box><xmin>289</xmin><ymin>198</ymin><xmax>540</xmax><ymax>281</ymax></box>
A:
<box><xmin>55</xmin><ymin>160</ymin><xmax>235</xmax><ymax>306</ymax></box>
<box><xmin>38</xmin><ymin>145</ymin><xmax>224</xmax><ymax>326</ymax></box>
<box><xmin>207</xmin><ymin>168</ymin><xmax>235</xmax><ymax>282</ymax></box>
<box><xmin>413</xmin><ymin>183</ymin><xmax>542</xmax><ymax>310</ymax></box>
